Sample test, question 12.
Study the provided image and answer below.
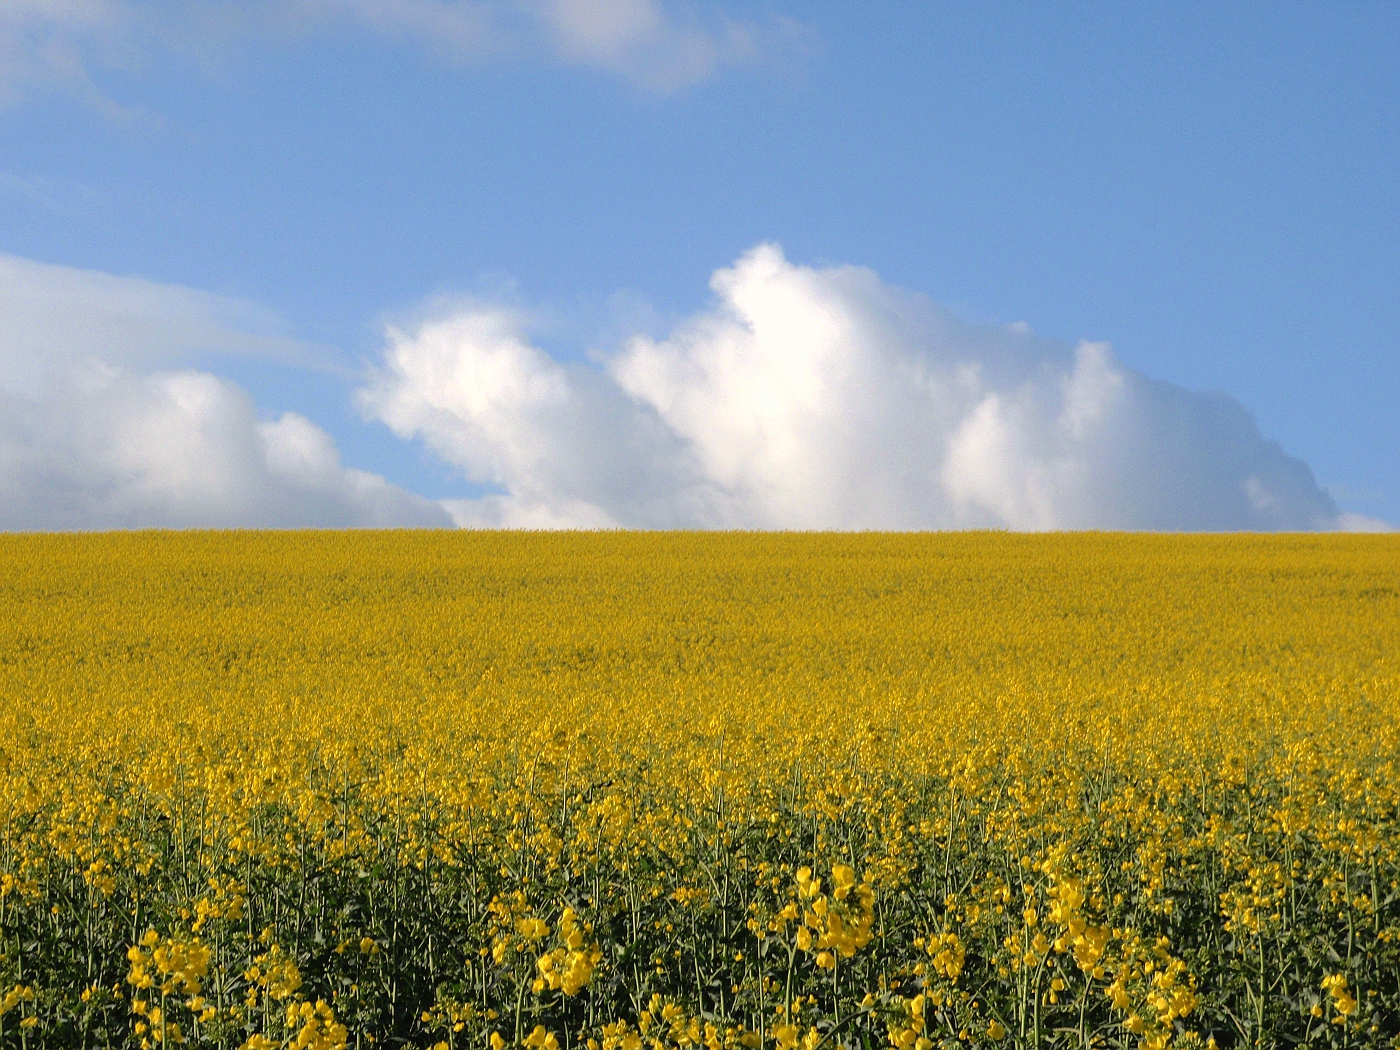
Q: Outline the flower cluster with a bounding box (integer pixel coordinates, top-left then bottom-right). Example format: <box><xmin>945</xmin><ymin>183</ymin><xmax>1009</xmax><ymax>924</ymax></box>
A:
<box><xmin>533</xmin><ymin>907</ymin><xmax>602</xmax><ymax>996</ymax></box>
<box><xmin>793</xmin><ymin>865</ymin><xmax>876</xmax><ymax>969</ymax></box>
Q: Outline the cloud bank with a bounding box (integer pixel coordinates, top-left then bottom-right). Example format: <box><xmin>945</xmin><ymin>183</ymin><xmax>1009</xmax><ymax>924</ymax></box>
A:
<box><xmin>0</xmin><ymin>244</ymin><xmax>1375</xmax><ymax>533</ymax></box>
<box><xmin>362</xmin><ymin>244</ymin><xmax>1347</xmax><ymax>531</ymax></box>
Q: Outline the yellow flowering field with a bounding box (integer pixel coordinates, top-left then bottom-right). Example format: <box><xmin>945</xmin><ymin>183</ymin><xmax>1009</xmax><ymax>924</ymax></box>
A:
<box><xmin>1</xmin><ymin>531</ymin><xmax>1398</xmax><ymax>1050</ymax></box>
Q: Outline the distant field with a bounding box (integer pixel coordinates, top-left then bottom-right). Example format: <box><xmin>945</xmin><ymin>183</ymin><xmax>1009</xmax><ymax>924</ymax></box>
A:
<box><xmin>0</xmin><ymin>531</ymin><xmax>1397</xmax><ymax>1050</ymax></box>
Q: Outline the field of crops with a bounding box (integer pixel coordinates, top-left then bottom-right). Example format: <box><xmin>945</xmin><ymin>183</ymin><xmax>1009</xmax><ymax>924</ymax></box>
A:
<box><xmin>0</xmin><ymin>532</ymin><xmax>1397</xmax><ymax>1050</ymax></box>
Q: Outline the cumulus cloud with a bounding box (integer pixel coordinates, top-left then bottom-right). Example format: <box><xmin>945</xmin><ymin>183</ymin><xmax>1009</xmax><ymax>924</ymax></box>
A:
<box><xmin>0</xmin><ymin>255</ymin><xmax>451</xmax><ymax>530</ymax></box>
<box><xmin>0</xmin><ymin>365</ymin><xmax>452</xmax><ymax>530</ymax></box>
<box><xmin>360</xmin><ymin>305</ymin><xmax>712</xmax><ymax>527</ymax></box>
<box><xmin>0</xmin><ymin>0</ymin><xmax>795</xmax><ymax>109</ymax></box>
<box><xmin>361</xmin><ymin>243</ymin><xmax>1349</xmax><ymax>531</ymax></box>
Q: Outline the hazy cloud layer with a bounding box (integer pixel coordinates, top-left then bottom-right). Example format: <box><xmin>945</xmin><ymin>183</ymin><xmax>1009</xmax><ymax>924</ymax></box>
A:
<box><xmin>0</xmin><ymin>254</ymin><xmax>338</xmax><ymax>396</ymax></box>
<box><xmin>1335</xmin><ymin>513</ymin><xmax>1395</xmax><ymax>533</ymax></box>
<box><xmin>0</xmin><ymin>0</ymin><xmax>139</xmax><ymax>116</ymax></box>
<box><xmin>0</xmin><ymin>0</ymin><xmax>795</xmax><ymax>108</ymax></box>
<box><xmin>362</xmin><ymin>244</ymin><xmax>1350</xmax><ymax>531</ymax></box>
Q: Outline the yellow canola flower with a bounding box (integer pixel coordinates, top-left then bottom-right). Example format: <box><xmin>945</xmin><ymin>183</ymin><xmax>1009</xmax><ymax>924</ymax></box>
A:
<box><xmin>0</xmin><ymin>531</ymin><xmax>1398</xmax><ymax>1050</ymax></box>
<box><xmin>518</xmin><ymin>917</ymin><xmax>552</xmax><ymax>941</ymax></box>
<box><xmin>285</xmin><ymin>999</ymin><xmax>348</xmax><ymax>1050</ymax></box>
<box><xmin>1321</xmin><ymin>975</ymin><xmax>1358</xmax><ymax>1018</ymax></box>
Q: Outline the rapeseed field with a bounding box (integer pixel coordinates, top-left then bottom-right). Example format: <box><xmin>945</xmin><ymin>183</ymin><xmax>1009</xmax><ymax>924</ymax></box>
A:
<box><xmin>0</xmin><ymin>531</ymin><xmax>1397</xmax><ymax>1050</ymax></box>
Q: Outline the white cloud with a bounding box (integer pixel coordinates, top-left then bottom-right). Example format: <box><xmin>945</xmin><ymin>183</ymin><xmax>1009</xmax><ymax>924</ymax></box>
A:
<box><xmin>0</xmin><ymin>254</ymin><xmax>450</xmax><ymax>530</ymax></box>
<box><xmin>360</xmin><ymin>243</ymin><xmax>1351</xmax><ymax>531</ymax></box>
<box><xmin>1</xmin><ymin>247</ymin><xmax>1375</xmax><ymax>534</ymax></box>
<box><xmin>0</xmin><ymin>365</ymin><xmax>452</xmax><ymax>530</ymax></box>
<box><xmin>0</xmin><ymin>0</ymin><xmax>796</xmax><ymax>109</ymax></box>
<box><xmin>360</xmin><ymin>306</ymin><xmax>709</xmax><ymax>527</ymax></box>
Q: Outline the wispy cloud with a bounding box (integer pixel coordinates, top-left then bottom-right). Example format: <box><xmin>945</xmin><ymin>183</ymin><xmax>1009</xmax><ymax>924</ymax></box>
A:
<box><xmin>274</xmin><ymin>0</ymin><xmax>501</xmax><ymax>60</ymax></box>
<box><xmin>0</xmin><ymin>0</ymin><xmax>148</xmax><ymax>118</ymax></box>
<box><xmin>361</xmin><ymin>244</ymin><xmax>1352</xmax><ymax>531</ymax></box>
<box><xmin>0</xmin><ymin>254</ymin><xmax>342</xmax><ymax>396</ymax></box>
<box><xmin>0</xmin><ymin>170</ymin><xmax>101</xmax><ymax>214</ymax></box>
<box><xmin>0</xmin><ymin>0</ymin><xmax>806</xmax><ymax>113</ymax></box>
<box><xmin>525</xmin><ymin>0</ymin><xmax>801</xmax><ymax>93</ymax></box>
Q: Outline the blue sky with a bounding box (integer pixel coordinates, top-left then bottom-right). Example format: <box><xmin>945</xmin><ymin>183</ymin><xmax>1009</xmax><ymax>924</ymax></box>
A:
<box><xmin>1</xmin><ymin>1</ymin><xmax>1395</xmax><ymax>530</ymax></box>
